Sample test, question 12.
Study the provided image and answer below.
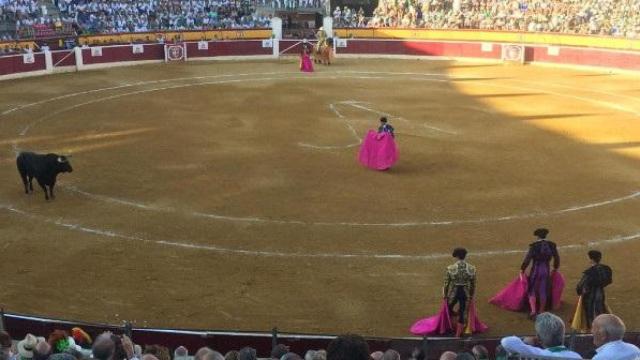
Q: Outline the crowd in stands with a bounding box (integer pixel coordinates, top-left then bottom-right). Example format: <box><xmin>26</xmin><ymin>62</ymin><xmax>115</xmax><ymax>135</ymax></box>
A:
<box><xmin>57</xmin><ymin>0</ymin><xmax>271</xmax><ymax>33</ymax></box>
<box><xmin>0</xmin><ymin>312</ymin><xmax>639</xmax><ymax>360</ymax></box>
<box><xmin>334</xmin><ymin>0</ymin><xmax>640</xmax><ymax>38</ymax></box>
<box><xmin>254</xmin><ymin>0</ymin><xmax>325</xmax><ymax>9</ymax></box>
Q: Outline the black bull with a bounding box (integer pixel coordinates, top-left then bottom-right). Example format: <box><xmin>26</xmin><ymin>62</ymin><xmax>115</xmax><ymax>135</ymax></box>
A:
<box><xmin>17</xmin><ymin>152</ymin><xmax>73</xmax><ymax>200</ymax></box>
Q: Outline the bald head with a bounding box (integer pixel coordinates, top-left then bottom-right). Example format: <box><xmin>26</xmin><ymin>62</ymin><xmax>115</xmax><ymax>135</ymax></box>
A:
<box><xmin>92</xmin><ymin>334</ymin><xmax>116</xmax><ymax>360</ymax></box>
<box><xmin>142</xmin><ymin>355</ymin><xmax>160</xmax><ymax>360</ymax></box>
<box><xmin>439</xmin><ymin>351</ymin><xmax>457</xmax><ymax>360</ymax></box>
<box><xmin>195</xmin><ymin>347</ymin><xmax>214</xmax><ymax>360</ymax></box>
<box><xmin>381</xmin><ymin>350</ymin><xmax>400</xmax><ymax>360</ymax></box>
<box><xmin>202</xmin><ymin>351</ymin><xmax>225</xmax><ymax>360</ymax></box>
<box><xmin>592</xmin><ymin>314</ymin><xmax>626</xmax><ymax>347</ymax></box>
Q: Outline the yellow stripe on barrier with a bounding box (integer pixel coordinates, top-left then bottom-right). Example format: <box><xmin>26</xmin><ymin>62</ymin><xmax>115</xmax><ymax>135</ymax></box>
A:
<box><xmin>333</xmin><ymin>28</ymin><xmax>640</xmax><ymax>51</ymax></box>
<box><xmin>79</xmin><ymin>29</ymin><xmax>272</xmax><ymax>45</ymax></box>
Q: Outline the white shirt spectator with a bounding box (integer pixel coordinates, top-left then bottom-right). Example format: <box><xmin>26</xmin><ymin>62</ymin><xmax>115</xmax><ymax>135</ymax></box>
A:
<box><xmin>593</xmin><ymin>340</ymin><xmax>640</xmax><ymax>360</ymax></box>
<box><xmin>501</xmin><ymin>336</ymin><xmax>582</xmax><ymax>359</ymax></box>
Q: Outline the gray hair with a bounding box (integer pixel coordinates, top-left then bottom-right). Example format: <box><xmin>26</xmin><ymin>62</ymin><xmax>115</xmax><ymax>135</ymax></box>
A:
<box><xmin>381</xmin><ymin>350</ymin><xmax>400</xmax><ymax>360</ymax></box>
<box><xmin>535</xmin><ymin>312</ymin><xmax>565</xmax><ymax>348</ymax></box>
<box><xmin>304</xmin><ymin>351</ymin><xmax>316</xmax><ymax>360</ymax></box>
<box><xmin>311</xmin><ymin>350</ymin><xmax>326</xmax><ymax>360</ymax></box>
<box><xmin>595</xmin><ymin>314</ymin><xmax>626</xmax><ymax>341</ymax></box>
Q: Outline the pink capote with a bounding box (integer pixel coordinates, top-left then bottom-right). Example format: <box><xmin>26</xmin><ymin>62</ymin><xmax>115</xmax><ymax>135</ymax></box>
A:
<box><xmin>300</xmin><ymin>53</ymin><xmax>314</xmax><ymax>72</ymax></box>
<box><xmin>409</xmin><ymin>299</ymin><xmax>452</xmax><ymax>336</ymax></box>
<box><xmin>551</xmin><ymin>270</ymin><xmax>565</xmax><ymax>310</ymax></box>
<box><xmin>489</xmin><ymin>273</ymin><xmax>529</xmax><ymax>311</ymax></box>
<box><xmin>490</xmin><ymin>271</ymin><xmax>565</xmax><ymax>311</ymax></box>
<box><xmin>465</xmin><ymin>300</ymin><xmax>489</xmax><ymax>334</ymax></box>
<box><xmin>358</xmin><ymin>130</ymin><xmax>398</xmax><ymax>170</ymax></box>
<box><xmin>409</xmin><ymin>299</ymin><xmax>488</xmax><ymax>336</ymax></box>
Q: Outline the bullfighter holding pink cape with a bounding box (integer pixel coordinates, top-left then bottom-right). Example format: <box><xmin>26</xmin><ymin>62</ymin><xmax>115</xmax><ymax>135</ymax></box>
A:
<box><xmin>410</xmin><ymin>248</ymin><xmax>488</xmax><ymax>337</ymax></box>
<box><xmin>490</xmin><ymin>228</ymin><xmax>565</xmax><ymax>319</ymax></box>
<box><xmin>358</xmin><ymin>117</ymin><xmax>398</xmax><ymax>170</ymax></box>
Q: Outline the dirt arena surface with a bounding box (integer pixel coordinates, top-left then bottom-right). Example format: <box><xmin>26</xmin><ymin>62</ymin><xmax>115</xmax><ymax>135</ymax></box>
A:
<box><xmin>1</xmin><ymin>58</ymin><xmax>640</xmax><ymax>337</ymax></box>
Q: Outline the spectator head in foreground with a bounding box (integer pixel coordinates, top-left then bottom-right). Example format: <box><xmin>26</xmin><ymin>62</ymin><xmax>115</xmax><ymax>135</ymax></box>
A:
<box><xmin>500</xmin><ymin>312</ymin><xmax>581</xmax><ymax>358</ymax></box>
<box><xmin>224</xmin><ymin>351</ymin><xmax>238</xmax><ymax>360</ymax></box>
<box><xmin>310</xmin><ymin>350</ymin><xmax>326</xmax><ymax>360</ymax></box>
<box><xmin>174</xmin><ymin>346</ymin><xmax>189</xmax><ymax>358</ymax></box>
<box><xmin>195</xmin><ymin>348</ymin><xmax>213</xmax><ymax>360</ymax></box>
<box><xmin>327</xmin><ymin>334</ymin><xmax>369</xmax><ymax>360</ymax></box>
<box><xmin>471</xmin><ymin>345</ymin><xmax>489</xmax><ymax>360</ymax></box>
<box><xmin>455</xmin><ymin>353</ymin><xmax>475</xmax><ymax>360</ymax></box>
<box><xmin>591</xmin><ymin>314</ymin><xmax>640</xmax><ymax>360</ymax></box>
<box><xmin>409</xmin><ymin>347</ymin><xmax>425</xmax><ymax>360</ymax></box>
<box><xmin>202</xmin><ymin>351</ymin><xmax>225</xmax><ymax>360</ymax></box>
<box><xmin>535</xmin><ymin>312</ymin><xmax>567</xmax><ymax>348</ymax></box>
<box><xmin>142</xmin><ymin>355</ymin><xmax>159</xmax><ymax>360</ymax></box>
<box><xmin>381</xmin><ymin>350</ymin><xmax>400</xmax><ymax>360</ymax></box>
<box><xmin>271</xmin><ymin>345</ymin><xmax>289</xmax><ymax>360</ymax></box>
<box><xmin>18</xmin><ymin>334</ymin><xmax>38</xmax><ymax>360</ymax></box>
<box><xmin>237</xmin><ymin>347</ymin><xmax>256</xmax><ymax>360</ymax></box>
<box><xmin>33</xmin><ymin>339</ymin><xmax>51</xmax><ymax>360</ymax></box>
<box><xmin>369</xmin><ymin>351</ymin><xmax>383</xmax><ymax>360</ymax></box>
<box><xmin>438</xmin><ymin>351</ymin><xmax>456</xmax><ymax>360</ymax></box>
<box><xmin>281</xmin><ymin>353</ymin><xmax>302</xmax><ymax>360</ymax></box>
<box><xmin>48</xmin><ymin>353</ymin><xmax>76</xmax><ymax>360</ymax></box>
<box><xmin>92</xmin><ymin>333</ymin><xmax>115</xmax><ymax>360</ymax></box>
<box><xmin>0</xmin><ymin>332</ymin><xmax>12</xmax><ymax>360</ymax></box>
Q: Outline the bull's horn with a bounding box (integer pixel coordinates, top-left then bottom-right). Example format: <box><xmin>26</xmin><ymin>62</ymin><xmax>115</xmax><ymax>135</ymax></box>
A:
<box><xmin>57</xmin><ymin>156</ymin><xmax>67</xmax><ymax>163</ymax></box>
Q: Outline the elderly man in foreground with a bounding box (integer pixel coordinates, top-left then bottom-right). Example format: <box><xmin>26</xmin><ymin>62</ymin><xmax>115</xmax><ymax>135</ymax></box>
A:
<box><xmin>592</xmin><ymin>314</ymin><xmax>640</xmax><ymax>360</ymax></box>
<box><xmin>500</xmin><ymin>312</ymin><xmax>582</xmax><ymax>358</ymax></box>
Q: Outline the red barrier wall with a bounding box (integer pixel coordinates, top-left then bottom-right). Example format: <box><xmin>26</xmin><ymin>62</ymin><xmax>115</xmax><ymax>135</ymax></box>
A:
<box><xmin>336</xmin><ymin>39</ymin><xmax>640</xmax><ymax>71</ymax></box>
<box><xmin>2</xmin><ymin>39</ymin><xmax>640</xmax><ymax>80</ymax></box>
<box><xmin>186</xmin><ymin>40</ymin><xmax>272</xmax><ymax>58</ymax></box>
<box><xmin>0</xmin><ymin>53</ymin><xmax>46</xmax><ymax>76</ymax></box>
<box><xmin>81</xmin><ymin>44</ymin><xmax>165</xmax><ymax>65</ymax></box>
<box><xmin>337</xmin><ymin>40</ymin><xmax>502</xmax><ymax>59</ymax></box>
<box><xmin>526</xmin><ymin>46</ymin><xmax>640</xmax><ymax>71</ymax></box>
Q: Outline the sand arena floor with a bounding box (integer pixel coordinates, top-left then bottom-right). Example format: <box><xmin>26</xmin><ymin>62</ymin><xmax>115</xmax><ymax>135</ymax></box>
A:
<box><xmin>1</xmin><ymin>59</ymin><xmax>640</xmax><ymax>337</ymax></box>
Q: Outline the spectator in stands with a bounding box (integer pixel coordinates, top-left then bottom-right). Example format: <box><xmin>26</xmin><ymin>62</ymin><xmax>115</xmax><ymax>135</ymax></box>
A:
<box><xmin>381</xmin><ymin>350</ymin><xmax>400</xmax><ymax>360</ymax></box>
<box><xmin>202</xmin><ymin>351</ymin><xmax>224</xmax><ymax>360</ymax></box>
<box><xmin>0</xmin><ymin>331</ymin><xmax>12</xmax><ymax>359</ymax></box>
<box><xmin>271</xmin><ymin>345</ymin><xmax>289</xmax><ymax>360</ymax></box>
<box><xmin>471</xmin><ymin>345</ymin><xmax>488</xmax><ymax>360</ymax></box>
<box><xmin>438</xmin><ymin>352</ymin><xmax>456</xmax><ymax>360</ymax></box>
<box><xmin>281</xmin><ymin>353</ymin><xmax>302</xmax><ymax>360</ymax></box>
<box><xmin>369</xmin><ymin>352</ymin><xmax>383</xmax><ymax>360</ymax></box>
<box><xmin>455</xmin><ymin>353</ymin><xmax>474</xmax><ymax>360</ymax></box>
<box><xmin>48</xmin><ymin>353</ymin><xmax>76</xmax><ymax>360</ymax></box>
<box><xmin>501</xmin><ymin>312</ymin><xmax>581</xmax><ymax>359</ymax></box>
<box><xmin>17</xmin><ymin>334</ymin><xmax>37</xmax><ymax>360</ymax></box>
<box><xmin>310</xmin><ymin>350</ymin><xmax>325</xmax><ymax>360</ymax></box>
<box><xmin>173</xmin><ymin>346</ymin><xmax>189</xmax><ymax>360</ymax></box>
<box><xmin>237</xmin><ymin>348</ymin><xmax>256</xmax><ymax>360</ymax></box>
<box><xmin>92</xmin><ymin>333</ymin><xmax>115</xmax><ymax>360</ymax></box>
<box><xmin>223</xmin><ymin>351</ymin><xmax>238</xmax><ymax>360</ymax></box>
<box><xmin>495</xmin><ymin>345</ymin><xmax>510</xmax><ymax>360</ymax></box>
<box><xmin>303</xmin><ymin>350</ymin><xmax>315</xmax><ymax>360</ymax></box>
<box><xmin>408</xmin><ymin>348</ymin><xmax>424</xmax><ymax>360</ymax></box>
<box><xmin>327</xmin><ymin>334</ymin><xmax>369</xmax><ymax>360</ymax></box>
<box><xmin>591</xmin><ymin>314</ymin><xmax>640</xmax><ymax>360</ymax></box>
<box><xmin>194</xmin><ymin>348</ymin><xmax>213</xmax><ymax>360</ymax></box>
<box><xmin>144</xmin><ymin>345</ymin><xmax>170</xmax><ymax>360</ymax></box>
<box><xmin>33</xmin><ymin>340</ymin><xmax>51</xmax><ymax>360</ymax></box>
